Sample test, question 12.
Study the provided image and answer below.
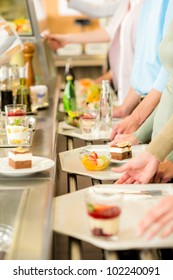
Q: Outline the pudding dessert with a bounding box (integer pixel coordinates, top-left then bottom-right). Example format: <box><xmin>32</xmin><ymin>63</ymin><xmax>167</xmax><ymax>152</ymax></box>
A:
<box><xmin>87</xmin><ymin>203</ymin><xmax>121</xmax><ymax>236</ymax></box>
<box><xmin>6</xmin><ymin>124</ymin><xmax>28</xmax><ymax>144</ymax></box>
<box><xmin>8</xmin><ymin>147</ymin><xmax>32</xmax><ymax>169</ymax></box>
<box><xmin>5</xmin><ymin>105</ymin><xmax>28</xmax><ymax>145</ymax></box>
<box><xmin>110</xmin><ymin>141</ymin><xmax>132</xmax><ymax>160</ymax></box>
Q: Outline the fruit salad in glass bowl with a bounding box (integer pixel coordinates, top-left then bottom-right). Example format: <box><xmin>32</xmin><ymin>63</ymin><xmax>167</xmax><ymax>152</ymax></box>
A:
<box><xmin>64</xmin><ymin>110</ymin><xmax>84</xmax><ymax>128</ymax></box>
<box><xmin>80</xmin><ymin>151</ymin><xmax>110</xmax><ymax>171</ymax></box>
<box><xmin>75</xmin><ymin>78</ymin><xmax>101</xmax><ymax>109</ymax></box>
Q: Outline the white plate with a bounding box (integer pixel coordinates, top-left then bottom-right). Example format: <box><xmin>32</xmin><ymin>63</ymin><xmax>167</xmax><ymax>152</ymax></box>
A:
<box><xmin>84</xmin><ymin>145</ymin><xmax>110</xmax><ymax>153</ymax></box>
<box><xmin>84</xmin><ymin>144</ymin><xmax>146</xmax><ymax>163</ymax></box>
<box><xmin>0</xmin><ymin>156</ymin><xmax>55</xmax><ymax>177</ymax></box>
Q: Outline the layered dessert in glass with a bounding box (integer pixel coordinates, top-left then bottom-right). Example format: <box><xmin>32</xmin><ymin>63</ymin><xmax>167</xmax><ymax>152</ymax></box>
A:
<box><xmin>5</xmin><ymin>104</ymin><xmax>28</xmax><ymax>145</ymax></box>
<box><xmin>86</xmin><ymin>189</ymin><xmax>122</xmax><ymax>237</ymax></box>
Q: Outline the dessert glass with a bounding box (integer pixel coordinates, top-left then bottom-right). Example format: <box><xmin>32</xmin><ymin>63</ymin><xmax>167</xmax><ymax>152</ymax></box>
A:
<box><xmin>5</xmin><ymin>104</ymin><xmax>28</xmax><ymax>145</ymax></box>
<box><xmin>79</xmin><ymin>109</ymin><xmax>99</xmax><ymax>138</ymax></box>
<box><xmin>80</xmin><ymin>150</ymin><xmax>110</xmax><ymax>171</ymax></box>
<box><xmin>85</xmin><ymin>188</ymin><xmax>122</xmax><ymax>238</ymax></box>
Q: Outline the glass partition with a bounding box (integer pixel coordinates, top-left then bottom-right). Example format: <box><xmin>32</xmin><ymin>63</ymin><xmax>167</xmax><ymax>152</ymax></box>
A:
<box><xmin>0</xmin><ymin>0</ymin><xmax>33</xmax><ymax>36</ymax></box>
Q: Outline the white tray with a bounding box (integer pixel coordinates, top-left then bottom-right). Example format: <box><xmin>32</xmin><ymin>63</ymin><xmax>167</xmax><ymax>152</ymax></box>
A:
<box><xmin>58</xmin><ymin>120</ymin><xmax>121</xmax><ymax>141</ymax></box>
<box><xmin>85</xmin><ymin>144</ymin><xmax>146</xmax><ymax>163</ymax></box>
<box><xmin>53</xmin><ymin>184</ymin><xmax>173</xmax><ymax>251</ymax></box>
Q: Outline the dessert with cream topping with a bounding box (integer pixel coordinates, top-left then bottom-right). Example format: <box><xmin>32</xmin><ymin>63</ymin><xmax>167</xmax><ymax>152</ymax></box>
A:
<box><xmin>5</xmin><ymin>106</ymin><xmax>28</xmax><ymax>145</ymax></box>
<box><xmin>87</xmin><ymin>203</ymin><xmax>121</xmax><ymax>236</ymax></box>
<box><xmin>8</xmin><ymin>147</ymin><xmax>32</xmax><ymax>169</ymax></box>
<box><xmin>110</xmin><ymin>141</ymin><xmax>132</xmax><ymax>160</ymax></box>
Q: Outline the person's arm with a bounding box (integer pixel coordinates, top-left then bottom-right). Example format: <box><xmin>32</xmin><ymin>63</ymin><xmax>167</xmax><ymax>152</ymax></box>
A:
<box><xmin>130</xmin><ymin>89</ymin><xmax>161</xmax><ymax>128</ymax></box>
<box><xmin>110</xmin><ymin>109</ymin><xmax>156</xmax><ymax>146</ymax></box>
<box><xmin>113</xmin><ymin>87</ymin><xmax>141</xmax><ymax>118</ymax></box>
<box><xmin>133</xmin><ymin>109</ymin><xmax>156</xmax><ymax>144</ymax></box>
<box><xmin>146</xmin><ymin>114</ymin><xmax>173</xmax><ymax>161</ymax></box>
<box><xmin>110</xmin><ymin>88</ymin><xmax>161</xmax><ymax>139</ymax></box>
<box><xmin>68</xmin><ymin>0</ymin><xmax>122</xmax><ymax>18</ymax></box>
<box><xmin>113</xmin><ymin>114</ymin><xmax>173</xmax><ymax>184</ymax></box>
<box><xmin>46</xmin><ymin>28</ymin><xmax>109</xmax><ymax>50</ymax></box>
<box><xmin>94</xmin><ymin>70</ymin><xmax>112</xmax><ymax>84</ymax></box>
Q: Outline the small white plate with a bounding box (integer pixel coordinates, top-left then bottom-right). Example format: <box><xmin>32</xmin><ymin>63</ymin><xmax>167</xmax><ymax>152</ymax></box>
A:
<box><xmin>0</xmin><ymin>156</ymin><xmax>55</xmax><ymax>177</ymax></box>
<box><xmin>84</xmin><ymin>144</ymin><xmax>146</xmax><ymax>163</ymax></box>
<box><xmin>84</xmin><ymin>145</ymin><xmax>110</xmax><ymax>153</ymax></box>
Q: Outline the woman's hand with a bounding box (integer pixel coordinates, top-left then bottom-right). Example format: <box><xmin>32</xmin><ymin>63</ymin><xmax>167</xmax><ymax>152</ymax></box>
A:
<box><xmin>110</xmin><ymin>133</ymin><xmax>140</xmax><ymax>146</ymax></box>
<box><xmin>46</xmin><ymin>34</ymin><xmax>69</xmax><ymax>50</ymax></box>
<box><xmin>112</xmin><ymin>151</ymin><xmax>160</xmax><ymax>184</ymax></box>
<box><xmin>110</xmin><ymin>114</ymin><xmax>140</xmax><ymax>140</ymax></box>
<box><xmin>154</xmin><ymin>160</ymin><xmax>173</xmax><ymax>183</ymax></box>
<box><xmin>138</xmin><ymin>196</ymin><xmax>173</xmax><ymax>239</ymax></box>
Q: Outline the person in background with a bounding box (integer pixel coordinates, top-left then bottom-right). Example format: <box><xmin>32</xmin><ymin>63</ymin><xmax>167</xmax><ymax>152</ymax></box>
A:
<box><xmin>112</xmin><ymin>114</ymin><xmax>173</xmax><ymax>239</ymax></box>
<box><xmin>111</xmin><ymin>7</ymin><xmax>173</xmax><ymax>179</ymax></box>
<box><xmin>110</xmin><ymin>0</ymin><xmax>172</xmax><ymax>128</ymax></box>
<box><xmin>46</xmin><ymin>0</ymin><xmax>143</xmax><ymax>105</ymax></box>
<box><xmin>68</xmin><ymin>0</ymin><xmax>122</xmax><ymax>18</ymax></box>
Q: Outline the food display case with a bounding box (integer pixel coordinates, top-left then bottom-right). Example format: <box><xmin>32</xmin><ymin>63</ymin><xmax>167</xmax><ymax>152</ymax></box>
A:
<box><xmin>0</xmin><ymin>0</ymin><xmax>56</xmax><ymax>85</ymax></box>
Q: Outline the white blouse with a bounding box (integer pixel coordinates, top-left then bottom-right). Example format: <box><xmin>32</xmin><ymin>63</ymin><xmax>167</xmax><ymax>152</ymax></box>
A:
<box><xmin>68</xmin><ymin>0</ymin><xmax>122</xmax><ymax>18</ymax></box>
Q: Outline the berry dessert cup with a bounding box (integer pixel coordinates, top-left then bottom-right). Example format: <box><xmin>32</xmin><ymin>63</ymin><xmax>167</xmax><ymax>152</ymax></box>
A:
<box><xmin>86</xmin><ymin>188</ymin><xmax>122</xmax><ymax>238</ymax></box>
<box><xmin>79</xmin><ymin>110</ymin><xmax>99</xmax><ymax>137</ymax></box>
<box><xmin>5</xmin><ymin>104</ymin><xmax>28</xmax><ymax>145</ymax></box>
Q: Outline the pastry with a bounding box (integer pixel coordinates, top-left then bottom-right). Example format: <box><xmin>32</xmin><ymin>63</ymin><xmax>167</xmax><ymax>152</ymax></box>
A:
<box><xmin>8</xmin><ymin>147</ymin><xmax>32</xmax><ymax>169</ymax></box>
<box><xmin>110</xmin><ymin>141</ymin><xmax>132</xmax><ymax>160</ymax></box>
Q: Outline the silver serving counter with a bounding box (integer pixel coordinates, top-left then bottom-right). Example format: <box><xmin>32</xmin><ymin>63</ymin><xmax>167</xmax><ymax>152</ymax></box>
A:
<box><xmin>0</xmin><ymin>77</ymin><xmax>60</xmax><ymax>260</ymax></box>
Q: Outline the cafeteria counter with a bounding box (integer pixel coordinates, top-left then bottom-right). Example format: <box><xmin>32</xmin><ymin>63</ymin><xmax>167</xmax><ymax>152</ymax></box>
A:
<box><xmin>0</xmin><ymin>76</ymin><xmax>60</xmax><ymax>260</ymax></box>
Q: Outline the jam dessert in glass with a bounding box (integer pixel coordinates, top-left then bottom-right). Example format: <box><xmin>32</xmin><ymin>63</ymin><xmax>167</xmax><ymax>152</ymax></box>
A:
<box><xmin>86</xmin><ymin>188</ymin><xmax>122</xmax><ymax>237</ymax></box>
<box><xmin>79</xmin><ymin>110</ymin><xmax>99</xmax><ymax>138</ymax></box>
<box><xmin>5</xmin><ymin>104</ymin><xmax>28</xmax><ymax>145</ymax></box>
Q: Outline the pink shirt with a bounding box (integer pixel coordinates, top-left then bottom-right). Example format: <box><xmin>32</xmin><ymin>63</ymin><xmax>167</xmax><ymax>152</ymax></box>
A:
<box><xmin>105</xmin><ymin>0</ymin><xmax>143</xmax><ymax>104</ymax></box>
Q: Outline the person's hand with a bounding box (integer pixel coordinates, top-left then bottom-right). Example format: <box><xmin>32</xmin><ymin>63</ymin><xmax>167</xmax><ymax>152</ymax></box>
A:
<box><xmin>46</xmin><ymin>34</ymin><xmax>69</xmax><ymax>50</ymax></box>
<box><xmin>109</xmin><ymin>133</ymin><xmax>140</xmax><ymax>146</ymax></box>
<box><xmin>113</xmin><ymin>105</ymin><xmax>127</xmax><ymax>118</ymax></box>
<box><xmin>112</xmin><ymin>151</ymin><xmax>160</xmax><ymax>184</ymax></box>
<box><xmin>138</xmin><ymin>196</ymin><xmax>173</xmax><ymax>239</ymax></box>
<box><xmin>110</xmin><ymin>115</ymin><xmax>140</xmax><ymax>140</ymax></box>
<box><xmin>154</xmin><ymin>160</ymin><xmax>173</xmax><ymax>183</ymax></box>
<box><xmin>94</xmin><ymin>71</ymin><xmax>112</xmax><ymax>85</ymax></box>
